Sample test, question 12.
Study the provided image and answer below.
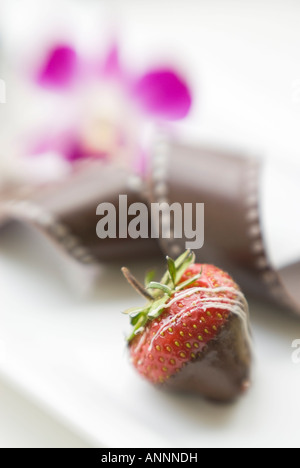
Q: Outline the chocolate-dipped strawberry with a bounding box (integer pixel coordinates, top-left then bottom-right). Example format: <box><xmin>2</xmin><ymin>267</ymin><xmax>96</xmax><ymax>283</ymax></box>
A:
<box><xmin>122</xmin><ymin>250</ymin><xmax>252</xmax><ymax>402</ymax></box>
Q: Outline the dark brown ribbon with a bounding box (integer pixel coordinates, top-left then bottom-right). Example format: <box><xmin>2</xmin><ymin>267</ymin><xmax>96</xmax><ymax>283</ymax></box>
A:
<box><xmin>148</xmin><ymin>140</ymin><xmax>300</xmax><ymax>315</ymax></box>
<box><xmin>0</xmin><ymin>140</ymin><xmax>299</xmax><ymax>316</ymax></box>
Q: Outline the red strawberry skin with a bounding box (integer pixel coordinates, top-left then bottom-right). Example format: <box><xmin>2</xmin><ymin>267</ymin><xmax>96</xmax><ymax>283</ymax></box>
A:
<box><xmin>130</xmin><ymin>264</ymin><xmax>241</xmax><ymax>385</ymax></box>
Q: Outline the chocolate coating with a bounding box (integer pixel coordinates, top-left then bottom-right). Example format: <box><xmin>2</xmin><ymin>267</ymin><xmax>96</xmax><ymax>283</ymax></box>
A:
<box><xmin>164</xmin><ymin>314</ymin><xmax>251</xmax><ymax>402</ymax></box>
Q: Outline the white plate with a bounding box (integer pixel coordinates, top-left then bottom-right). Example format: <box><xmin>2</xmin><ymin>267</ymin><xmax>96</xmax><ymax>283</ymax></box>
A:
<box><xmin>1</xmin><ymin>223</ymin><xmax>300</xmax><ymax>448</ymax></box>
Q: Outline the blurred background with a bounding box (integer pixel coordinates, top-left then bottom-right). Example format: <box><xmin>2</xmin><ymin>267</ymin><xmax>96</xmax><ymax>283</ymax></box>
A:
<box><xmin>0</xmin><ymin>0</ymin><xmax>300</xmax><ymax>448</ymax></box>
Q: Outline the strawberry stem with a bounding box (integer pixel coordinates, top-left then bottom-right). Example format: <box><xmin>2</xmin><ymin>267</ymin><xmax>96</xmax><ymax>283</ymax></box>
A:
<box><xmin>121</xmin><ymin>267</ymin><xmax>154</xmax><ymax>301</ymax></box>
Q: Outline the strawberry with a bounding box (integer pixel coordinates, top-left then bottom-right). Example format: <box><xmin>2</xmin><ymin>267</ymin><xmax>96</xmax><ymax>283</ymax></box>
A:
<box><xmin>122</xmin><ymin>250</ymin><xmax>252</xmax><ymax>402</ymax></box>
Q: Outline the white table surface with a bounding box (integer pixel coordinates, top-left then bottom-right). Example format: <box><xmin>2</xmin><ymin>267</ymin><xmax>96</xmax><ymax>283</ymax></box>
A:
<box><xmin>0</xmin><ymin>379</ymin><xmax>91</xmax><ymax>448</ymax></box>
<box><xmin>1</xmin><ymin>0</ymin><xmax>300</xmax><ymax>448</ymax></box>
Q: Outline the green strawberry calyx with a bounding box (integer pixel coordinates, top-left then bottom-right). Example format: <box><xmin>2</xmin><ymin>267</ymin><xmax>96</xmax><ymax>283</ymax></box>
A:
<box><xmin>122</xmin><ymin>250</ymin><xmax>202</xmax><ymax>342</ymax></box>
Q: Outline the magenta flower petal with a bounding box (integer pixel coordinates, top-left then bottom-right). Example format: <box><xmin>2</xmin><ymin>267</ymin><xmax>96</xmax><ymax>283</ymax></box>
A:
<box><xmin>102</xmin><ymin>42</ymin><xmax>122</xmax><ymax>77</ymax></box>
<box><xmin>65</xmin><ymin>141</ymin><xmax>109</xmax><ymax>162</ymax></box>
<box><xmin>31</xmin><ymin>137</ymin><xmax>85</xmax><ymax>162</ymax></box>
<box><xmin>133</xmin><ymin>69</ymin><xmax>192</xmax><ymax>120</ymax></box>
<box><xmin>37</xmin><ymin>45</ymin><xmax>78</xmax><ymax>89</ymax></box>
<box><xmin>30</xmin><ymin>131</ymin><xmax>76</xmax><ymax>160</ymax></box>
<box><xmin>30</xmin><ymin>136</ymin><xmax>63</xmax><ymax>157</ymax></box>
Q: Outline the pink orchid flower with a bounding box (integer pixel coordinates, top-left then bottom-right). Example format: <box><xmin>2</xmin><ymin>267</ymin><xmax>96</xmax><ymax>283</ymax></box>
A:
<box><xmin>30</xmin><ymin>43</ymin><xmax>192</xmax><ymax>170</ymax></box>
